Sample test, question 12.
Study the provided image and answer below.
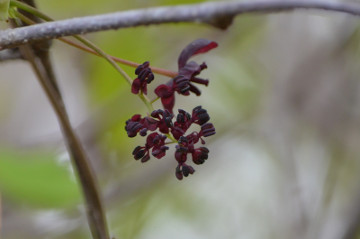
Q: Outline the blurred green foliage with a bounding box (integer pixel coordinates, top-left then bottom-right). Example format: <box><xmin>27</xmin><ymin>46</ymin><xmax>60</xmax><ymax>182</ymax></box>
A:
<box><xmin>0</xmin><ymin>0</ymin><xmax>9</xmax><ymax>20</ymax></box>
<box><xmin>0</xmin><ymin>149</ymin><xmax>80</xmax><ymax>208</ymax></box>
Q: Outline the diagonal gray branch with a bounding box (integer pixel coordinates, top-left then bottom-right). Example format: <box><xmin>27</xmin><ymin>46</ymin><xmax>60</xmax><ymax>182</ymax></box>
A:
<box><xmin>2</xmin><ymin>0</ymin><xmax>360</xmax><ymax>49</ymax></box>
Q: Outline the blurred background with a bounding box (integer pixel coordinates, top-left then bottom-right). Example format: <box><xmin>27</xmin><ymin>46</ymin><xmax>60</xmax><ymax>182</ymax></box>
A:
<box><xmin>1</xmin><ymin>0</ymin><xmax>360</xmax><ymax>238</ymax></box>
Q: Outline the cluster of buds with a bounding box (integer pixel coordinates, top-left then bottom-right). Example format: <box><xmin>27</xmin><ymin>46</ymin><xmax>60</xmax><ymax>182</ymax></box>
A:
<box><xmin>125</xmin><ymin>39</ymin><xmax>217</xmax><ymax>180</ymax></box>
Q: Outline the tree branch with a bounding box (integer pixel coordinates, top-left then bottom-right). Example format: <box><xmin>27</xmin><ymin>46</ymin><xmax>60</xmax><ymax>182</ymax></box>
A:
<box><xmin>19</xmin><ymin>43</ymin><xmax>110</xmax><ymax>239</ymax></box>
<box><xmin>2</xmin><ymin>0</ymin><xmax>360</xmax><ymax>49</ymax></box>
<box><xmin>12</xmin><ymin>2</ymin><xmax>110</xmax><ymax>238</ymax></box>
<box><xmin>10</xmin><ymin>0</ymin><xmax>109</xmax><ymax>239</ymax></box>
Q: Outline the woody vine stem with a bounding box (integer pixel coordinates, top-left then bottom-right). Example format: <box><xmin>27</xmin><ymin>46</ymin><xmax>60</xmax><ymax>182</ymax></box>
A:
<box><xmin>3</xmin><ymin>1</ymin><xmax>360</xmax><ymax>239</ymax></box>
<box><xmin>2</xmin><ymin>0</ymin><xmax>360</xmax><ymax>48</ymax></box>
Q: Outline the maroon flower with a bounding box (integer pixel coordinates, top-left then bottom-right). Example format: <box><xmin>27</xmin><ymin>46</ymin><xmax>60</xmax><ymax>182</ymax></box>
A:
<box><xmin>147</xmin><ymin>132</ymin><xmax>168</xmax><ymax>159</ymax></box>
<box><xmin>192</xmin><ymin>106</ymin><xmax>210</xmax><ymax>125</ymax></box>
<box><xmin>170</xmin><ymin>106</ymin><xmax>211</xmax><ymax>140</ymax></box>
<box><xmin>178</xmin><ymin>39</ymin><xmax>218</xmax><ymax>69</ymax></box>
<box><xmin>174</xmin><ymin>135</ymin><xmax>207</xmax><ymax>180</ymax></box>
<box><xmin>154</xmin><ymin>83</ymin><xmax>175</xmax><ymax>113</ymax></box>
<box><xmin>200</xmin><ymin>123</ymin><xmax>216</xmax><ymax>137</ymax></box>
<box><xmin>125</xmin><ymin>114</ymin><xmax>144</xmax><ymax>138</ymax></box>
<box><xmin>132</xmin><ymin>146</ymin><xmax>150</xmax><ymax>163</ymax></box>
<box><xmin>132</xmin><ymin>132</ymin><xmax>169</xmax><ymax>162</ymax></box>
<box><xmin>155</xmin><ymin>39</ymin><xmax>218</xmax><ymax>112</ymax></box>
<box><xmin>175</xmin><ymin>163</ymin><xmax>195</xmax><ymax>180</ymax></box>
<box><xmin>131</xmin><ymin>61</ymin><xmax>154</xmax><ymax>95</ymax></box>
<box><xmin>126</xmin><ymin>105</ymin><xmax>215</xmax><ymax>180</ymax></box>
<box><xmin>177</xmin><ymin>39</ymin><xmax>218</xmax><ymax>96</ymax></box>
<box><xmin>192</xmin><ymin>147</ymin><xmax>209</xmax><ymax>165</ymax></box>
<box><xmin>170</xmin><ymin>109</ymin><xmax>191</xmax><ymax>140</ymax></box>
<box><xmin>173</xmin><ymin>75</ymin><xmax>191</xmax><ymax>94</ymax></box>
<box><xmin>151</xmin><ymin>109</ymin><xmax>173</xmax><ymax>134</ymax></box>
<box><xmin>125</xmin><ymin>114</ymin><xmax>158</xmax><ymax>137</ymax></box>
<box><xmin>126</xmin><ymin>109</ymin><xmax>175</xmax><ymax>137</ymax></box>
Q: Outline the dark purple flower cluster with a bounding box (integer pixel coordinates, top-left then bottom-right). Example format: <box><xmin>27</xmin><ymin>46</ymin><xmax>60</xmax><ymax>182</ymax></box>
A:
<box><xmin>131</xmin><ymin>61</ymin><xmax>154</xmax><ymax>95</ymax></box>
<box><xmin>125</xmin><ymin>107</ymin><xmax>215</xmax><ymax>180</ymax></box>
<box><xmin>126</xmin><ymin>39</ymin><xmax>217</xmax><ymax>180</ymax></box>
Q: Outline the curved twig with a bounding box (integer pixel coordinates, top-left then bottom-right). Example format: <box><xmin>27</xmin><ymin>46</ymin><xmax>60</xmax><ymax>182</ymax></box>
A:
<box><xmin>13</xmin><ymin>1</ymin><xmax>110</xmax><ymax>238</ymax></box>
<box><xmin>19</xmin><ymin>42</ymin><xmax>110</xmax><ymax>239</ymax></box>
<box><xmin>2</xmin><ymin>0</ymin><xmax>360</xmax><ymax>49</ymax></box>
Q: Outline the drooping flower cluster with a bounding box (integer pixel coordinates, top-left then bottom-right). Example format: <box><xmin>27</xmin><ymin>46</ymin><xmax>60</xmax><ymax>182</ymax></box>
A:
<box><xmin>126</xmin><ymin>39</ymin><xmax>217</xmax><ymax>180</ymax></box>
<box><xmin>126</xmin><ymin>107</ymin><xmax>215</xmax><ymax>180</ymax></box>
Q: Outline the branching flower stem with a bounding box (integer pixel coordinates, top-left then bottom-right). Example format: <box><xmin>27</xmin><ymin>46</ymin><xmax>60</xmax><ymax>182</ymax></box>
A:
<box><xmin>150</xmin><ymin>97</ymin><xmax>160</xmax><ymax>104</ymax></box>
<box><xmin>165</xmin><ymin>133</ymin><xmax>177</xmax><ymax>143</ymax></box>
<box><xmin>13</xmin><ymin>7</ymin><xmax>155</xmax><ymax>112</ymax></box>
<box><xmin>58</xmin><ymin>37</ymin><xmax>177</xmax><ymax>78</ymax></box>
<box><xmin>74</xmin><ymin>35</ymin><xmax>154</xmax><ymax>111</ymax></box>
<box><xmin>10</xmin><ymin>0</ymin><xmax>177</xmax><ymax>78</ymax></box>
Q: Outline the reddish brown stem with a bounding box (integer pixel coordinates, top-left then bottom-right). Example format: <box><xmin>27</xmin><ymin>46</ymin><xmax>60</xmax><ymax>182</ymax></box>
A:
<box><xmin>59</xmin><ymin>37</ymin><xmax>178</xmax><ymax>78</ymax></box>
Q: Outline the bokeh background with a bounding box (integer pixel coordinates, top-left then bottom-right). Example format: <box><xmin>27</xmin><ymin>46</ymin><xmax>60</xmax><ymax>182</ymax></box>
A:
<box><xmin>1</xmin><ymin>0</ymin><xmax>360</xmax><ymax>238</ymax></box>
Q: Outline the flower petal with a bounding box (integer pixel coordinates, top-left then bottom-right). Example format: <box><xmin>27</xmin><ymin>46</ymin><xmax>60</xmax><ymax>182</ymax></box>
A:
<box><xmin>144</xmin><ymin>117</ymin><xmax>158</xmax><ymax>131</ymax></box>
<box><xmin>160</xmin><ymin>94</ymin><xmax>175</xmax><ymax>113</ymax></box>
<box><xmin>146</xmin><ymin>132</ymin><xmax>159</xmax><ymax>148</ymax></box>
<box><xmin>178</xmin><ymin>39</ymin><xmax>218</xmax><ymax>69</ymax></box>
<box><xmin>179</xmin><ymin>61</ymin><xmax>207</xmax><ymax>79</ymax></box>
<box><xmin>155</xmin><ymin>84</ymin><xmax>175</xmax><ymax>112</ymax></box>
<box><xmin>154</xmin><ymin>84</ymin><xmax>173</xmax><ymax>98</ymax></box>
<box><xmin>131</xmin><ymin>78</ymin><xmax>141</xmax><ymax>94</ymax></box>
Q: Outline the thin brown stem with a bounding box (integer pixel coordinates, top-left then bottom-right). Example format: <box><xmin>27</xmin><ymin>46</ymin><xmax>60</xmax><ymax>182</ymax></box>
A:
<box><xmin>12</xmin><ymin>7</ymin><xmax>110</xmax><ymax>238</ymax></box>
<box><xmin>59</xmin><ymin>37</ymin><xmax>177</xmax><ymax>78</ymax></box>
<box><xmin>11</xmin><ymin>0</ymin><xmax>177</xmax><ymax>77</ymax></box>
<box><xmin>18</xmin><ymin>32</ymin><xmax>110</xmax><ymax>239</ymax></box>
<box><xmin>14</xmin><ymin>9</ymin><xmax>157</xmax><ymax>113</ymax></box>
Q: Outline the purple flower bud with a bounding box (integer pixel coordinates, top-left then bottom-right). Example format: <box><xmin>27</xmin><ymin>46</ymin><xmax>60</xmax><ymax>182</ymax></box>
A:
<box><xmin>132</xmin><ymin>61</ymin><xmax>154</xmax><ymax>95</ymax></box>
<box><xmin>182</xmin><ymin>164</ymin><xmax>195</xmax><ymax>177</ymax></box>
<box><xmin>171</xmin><ymin>126</ymin><xmax>185</xmax><ymax>141</ymax></box>
<box><xmin>152</xmin><ymin>145</ymin><xmax>169</xmax><ymax>159</ymax></box>
<box><xmin>173</xmin><ymin>75</ymin><xmax>190</xmax><ymax>94</ymax></box>
<box><xmin>141</xmin><ymin>154</ymin><xmax>151</xmax><ymax>163</ymax></box>
<box><xmin>175</xmin><ymin>147</ymin><xmax>187</xmax><ymax>163</ymax></box>
<box><xmin>139</xmin><ymin>128</ymin><xmax>148</xmax><ymax>136</ymax></box>
<box><xmin>201</xmin><ymin>123</ymin><xmax>216</xmax><ymax>137</ymax></box>
<box><xmin>135</xmin><ymin>61</ymin><xmax>149</xmax><ymax>74</ymax></box>
<box><xmin>175</xmin><ymin>165</ymin><xmax>183</xmax><ymax>180</ymax></box>
<box><xmin>125</xmin><ymin>115</ymin><xmax>144</xmax><ymax>137</ymax></box>
<box><xmin>132</xmin><ymin>146</ymin><xmax>145</xmax><ymax>160</ymax></box>
<box><xmin>192</xmin><ymin>147</ymin><xmax>209</xmax><ymax>165</ymax></box>
<box><xmin>192</xmin><ymin>106</ymin><xmax>210</xmax><ymax>125</ymax></box>
<box><xmin>151</xmin><ymin>109</ymin><xmax>164</xmax><ymax>118</ymax></box>
<box><xmin>178</xmin><ymin>136</ymin><xmax>188</xmax><ymax>145</ymax></box>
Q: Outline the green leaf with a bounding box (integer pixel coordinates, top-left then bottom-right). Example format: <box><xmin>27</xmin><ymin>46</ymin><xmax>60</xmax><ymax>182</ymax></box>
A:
<box><xmin>0</xmin><ymin>0</ymin><xmax>9</xmax><ymax>21</ymax></box>
<box><xmin>0</xmin><ymin>149</ymin><xmax>81</xmax><ymax>208</ymax></box>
